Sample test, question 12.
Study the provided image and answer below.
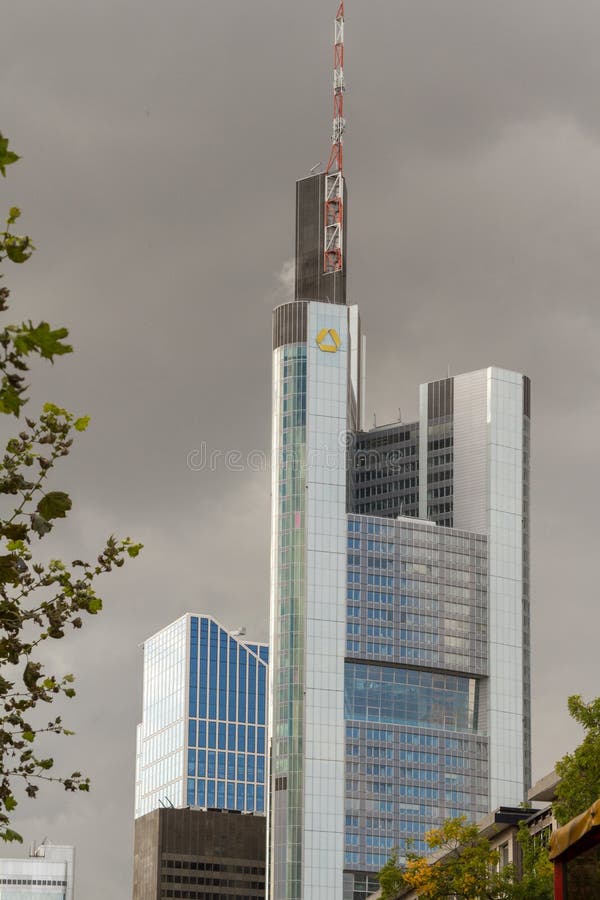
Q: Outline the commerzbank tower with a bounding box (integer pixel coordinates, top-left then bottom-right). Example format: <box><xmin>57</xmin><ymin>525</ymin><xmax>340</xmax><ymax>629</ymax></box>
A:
<box><xmin>267</xmin><ymin>5</ymin><xmax>531</xmax><ymax>900</ymax></box>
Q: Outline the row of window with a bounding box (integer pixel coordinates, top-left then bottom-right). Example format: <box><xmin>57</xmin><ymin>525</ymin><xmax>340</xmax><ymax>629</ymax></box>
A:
<box><xmin>163</xmin><ymin>861</ymin><xmax>264</xmax><ymax>874</ymax></box>
<box><xmin>353</xmin><ymin>575</ymin><xmax>395</xmax><ymax>589</ymax></box>
<box><xmin>345</xmin><ymin>851</ymin><xmax>395</xmax><ymax>867</ymax></box>
<box><xmin>161</xmin><ymin>892</ymin><xmax>262</xmax><ymax>899</ymax></box>
<box><xmin>346</xmin><ymin>727</ymin><xmax>443</xmax><ymax>746</ymax></box>
<box><xmin>428</xmin><ymin>485</ymin><xmax>452</xmax><ymax>499</ymax></box>
<box><xmin>355</xmin><ymin>486</ymin><xmax>418</xmax><ymax>501</ymax></box>
<box><xmin>162</xmin><ymin>875</ymin><xmax>264</xmax><ymax>888</ymax></box>
<box><xmin>186</xmin><ymin>779</ymin><xmax>264</xmax><ymax>812</ymax></box>
<box><xmin>429</xmin><ymin>470</ymin><xmax>451</xmax><ymax>483</ymax></box>
<box><xmin>187</xmin><ymin>749</ymin><xmax>265</xmax><ymax>783</ymax></box>
<box><xmin>428</xmin><ymin>437</ymin><xmax>452</xmax><ymax>451</ymax></box>
<box><xmin>353</xmin><ymin>463</ymin><xmax>418</xmax><ymax>482</ymax></box>
<box><xmin>348</xmin><ymin>605</ymin><xmax>393</xmax><ymax>620</ymax></box>
<box><xmin>188</xmin><ymin>722</ymin><xmax>266</xmax><ymax>754</ymax></box>
<box><xmin>348</xmin><ymin>521</ymin><xmax>396</xmax><ymax>537</ymax></box>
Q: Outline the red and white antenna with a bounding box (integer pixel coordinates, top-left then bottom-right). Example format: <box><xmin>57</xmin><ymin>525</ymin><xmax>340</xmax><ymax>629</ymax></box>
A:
<box><xmin>324</xmin><ymin>1</ymin><xmax>345</xmax><ymax>275</ymax></box>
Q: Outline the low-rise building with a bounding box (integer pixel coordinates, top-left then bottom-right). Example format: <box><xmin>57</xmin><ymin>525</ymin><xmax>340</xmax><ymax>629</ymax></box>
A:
<box><xmin>0</xmin><ymin>839</ymin><xmax>75</xmax><ymax>899</ymax></box>
<box><xmin>133</xmin><ymin>806</ymin><xmax>266</xmax><ymax>899</ymax></box>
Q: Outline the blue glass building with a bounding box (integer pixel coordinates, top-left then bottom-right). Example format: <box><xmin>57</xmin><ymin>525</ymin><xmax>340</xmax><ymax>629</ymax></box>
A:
<box><xmin>135</xmin><ymin>614</ymin><xmax>268</xmax><ymax>819</ymax></box>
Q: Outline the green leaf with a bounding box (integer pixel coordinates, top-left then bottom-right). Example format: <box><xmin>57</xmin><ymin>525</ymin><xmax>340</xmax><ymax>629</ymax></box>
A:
<box><xmin>3</xmin><ymin>796</ymin><xmax>17</xmax><ymax>812</ymax></box>
<box><xmin>87</xmin><ymin>598</ymin><xmax>102</xmax><ymax>614</ymax></box>
<box><xmin>22</xmin><ymin>731</ymin><xmax>34</xmax><ymax>743</ymax></box>
<box><xmin>43</xmin><ymin>402</ymin><xmax>67</xmax><ymax>416</ymax></box>
<box><xmin>126</xmin><ymin>542</ymin><xmax>143</xmax><ymax>558</ymax></box>
<box><xmin>0</xmin><ymin>556</ymin><xmax>19</xmax><ymax>585</ymax></box>
<box><xmin>0</xmin><ymin>134</ymin><xmax>20</xmax><ymax>177</ymax></box>
<box><xmin>73</xmin><ymin>416</ymin><xmax>90</xmax><ymax>432</ymax></box>
<box><xmin>0</xmin><ymin>384</ymin><xmax>24</xmax><ymax>416</ymax></box>
<box><xmin>6</xmin><ymin>540</ymin><xmax>25</xmax><ymax>552</ymax></box>
<box><xmin>14</xmin><ymin>322</ymin><xmax>72</xmax><ymax>360</ymax></box>
<box><xmin>4</xmin><ymin>236</ymin><xmax>33</xmax><ymax>264</ymax></box>
<box><xmin>0</xmin><ymin>524</ymin><xmax>27</xmax><ymax>541</ymax></box>
<box><xmin>31</xmin><ymin>514</ymin><xmax>52</xmax><ymax>538</ymax></box>
<box><xmin>3</xmin><ymin>828</ymin><xmax>24</xmax><ymax>843</ymax></box>
<box><xmin>37</xmin><ymin>492</ymin><xmax>72</xmax><ymax>521</ymax></box>
<box><xmin>7</xmin><ymin>207</ymin><xmax>20</xmax><ymax>225</ymax></box>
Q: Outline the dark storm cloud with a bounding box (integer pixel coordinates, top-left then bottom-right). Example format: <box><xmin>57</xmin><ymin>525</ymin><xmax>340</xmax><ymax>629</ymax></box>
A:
<box><xmin>2</xmin><ymin>1</ymin><xmax>600</xmax><ymax>895</ymax></box>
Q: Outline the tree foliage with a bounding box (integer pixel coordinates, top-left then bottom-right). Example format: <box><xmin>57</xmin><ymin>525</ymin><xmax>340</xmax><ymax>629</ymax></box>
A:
<box><xmin>378</xmin><ymin>817</ymin><xmax>552</xmax><ymax>900</ymax></box>
<box><xmin>502</xmin><ymin>821</ymin><xmax>553</xmax><ymax>900</ymax></box>
<box><xmin>0</xmin><ymin>132</ymin><xmax>141</xmax><ymax>842</ymax></box>
<box><xmin>554</xmin><ymin>694</ymin><xmax>600</xmax><ymax>826</ymax></box>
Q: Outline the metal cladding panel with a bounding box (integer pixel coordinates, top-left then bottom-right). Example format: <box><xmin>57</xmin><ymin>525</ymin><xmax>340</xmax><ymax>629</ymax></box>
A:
<box><xmin>453</xmin><ymin>368</ymin><xmax>529</xmax><ymax>808</ymax></box>
<box><xmin>453</xmin><ymin>371</ymin><xmax>488</xmax><ymax>536</ymax></box>
<box><xmin>303</xmin><ymin>301</ymin><xmax>348</xmax><ymax>900</ymax></box>
<box><xmin>295</xmin><ymin>173</ymin><xmax>347</xmax><ymax>305</ymax></box>
<box><xmin>273</xmin><ymin>301</ymin><xmax>308</xmax><ymax>350</ymax></box>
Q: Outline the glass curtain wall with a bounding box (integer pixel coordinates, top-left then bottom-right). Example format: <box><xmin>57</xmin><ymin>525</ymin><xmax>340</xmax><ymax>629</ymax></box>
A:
<box><xmin>271</xmin><ymin>342</ymin><xmax>307</xmax><ymax>900</ymax></box>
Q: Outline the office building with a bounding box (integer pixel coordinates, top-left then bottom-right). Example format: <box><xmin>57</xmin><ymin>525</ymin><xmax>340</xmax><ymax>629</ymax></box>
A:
<box><xmin>0</xmin><ymin>840</ymin><xmax>74</xmax><ymax>900</ymax></box>
<box><xmin>267</xmin><ymin>8</ymin><xmax>530</xmax><ymax>900</ymax></box>
<box><xmin>133</xmin><ymin>807</ymin><xmax>266</xmax><ymax>900</ymax></box>
<box><xmin>135</xmin><ymin>614</ymin><xmax>268</xmax><ymax>819</ymax></box>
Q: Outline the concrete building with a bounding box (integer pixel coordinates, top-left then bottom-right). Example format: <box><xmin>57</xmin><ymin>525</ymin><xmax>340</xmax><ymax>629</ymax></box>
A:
<box><xmin>0</xmin><ymin>840</ymin><xmax>74</xmax><ymax>900</ymax></box>
<box><xmin>133</xmin><ymin>807</ymin><xmax>266</xmax><ymax>900</ymax></box>
<box><xmin>135</xmin><ymin>614</ymin><xmax>268</xmax><ymax>819</ymax></box>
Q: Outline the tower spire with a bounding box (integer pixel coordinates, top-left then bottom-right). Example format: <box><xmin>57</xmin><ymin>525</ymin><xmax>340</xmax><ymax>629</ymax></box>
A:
<box><xmin>324</xmin><ymin>2</ymin><xmax>345</xmax><ymax>275</ymax></box>
<box><xmin>326</xmin><ymin>1</ymin><xmax>346</xmax><ymax>176</ymax></box>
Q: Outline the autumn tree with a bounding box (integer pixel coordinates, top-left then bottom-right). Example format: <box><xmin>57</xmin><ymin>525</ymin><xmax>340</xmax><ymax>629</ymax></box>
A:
<box><xmin>378</xmin><ymin>817</ymin><xmax>506</xmax><ymax>899</ymax></box>
<box><xmin>0</xmin><ymin>133</ymin><xmax>141</xmax><ymax>842</ymax></box>
<box><xmin>378</xmin><ymin>816</ymin><xmax>552</xmax><ymax>900</ymax></box>
<box><xmin>554</xmin><ymin>694</ymin><xmax>600</xmax><ymax>826</ymax></box>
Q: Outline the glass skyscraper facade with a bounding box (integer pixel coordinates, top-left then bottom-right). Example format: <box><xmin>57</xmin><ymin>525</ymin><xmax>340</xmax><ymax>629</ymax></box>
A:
<box><xmin>342</xmin><ymin>515</ymin><xmax>489</xmax><ymax>899</ymax></box>
<box><xmin>267</xmin><ymin>168</ymin><xmax>531</xmax><ymax>900</ymax></box>
<box><xmin>135</xmin><ymin>614</ymin><xmax>268</xmax><ymax>819</ymax></box>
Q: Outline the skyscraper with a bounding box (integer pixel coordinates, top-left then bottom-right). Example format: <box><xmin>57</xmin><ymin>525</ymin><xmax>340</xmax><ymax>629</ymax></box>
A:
<box><xmin>267</xmin><ymin>7</ymin><xmax>530</xmax><ymax>900</ymax></box>
<box><xmin>135</xmin><ymin>614</ymin><xmax>268</xmax><ymax>819</ymax></box>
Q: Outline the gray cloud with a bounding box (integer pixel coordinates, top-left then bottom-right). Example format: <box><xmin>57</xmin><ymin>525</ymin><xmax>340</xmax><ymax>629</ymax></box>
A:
<box><xmin>2</xmin><ymin>0</ymin><xmax>600</xmax><ymax>894</ymax></box>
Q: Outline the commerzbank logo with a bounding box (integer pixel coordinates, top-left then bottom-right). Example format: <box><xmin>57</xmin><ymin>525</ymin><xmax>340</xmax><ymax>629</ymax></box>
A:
<box><xmin>316</xmin><ymin>327</ymin><xmax>341</xmax><ymax>353</ymax></box>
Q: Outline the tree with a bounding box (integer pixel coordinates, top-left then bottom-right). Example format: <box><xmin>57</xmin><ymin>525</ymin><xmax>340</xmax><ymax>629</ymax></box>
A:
<box><xmin>0</xmin><ymin>133</ymin><xmax>141</xmax><ymax>842</ymax></box>
<box><xmin>554</xmin><ymin>694</ymin><xmax>600</xmax><ymax>826</ymax></box>
<box><xmin>378</xmin><ymin>817</ymin><xmax>553</xmax><ymax>900</ymax></box>
<box><xmin>379</xmin><ymin>817</ymin><xmax>505</xmax><ymax>899</ymax></box>
<box><xmin>504</xmin><ymin>821</ymin><xmax>553</xmax><ymax>900</ymax></box>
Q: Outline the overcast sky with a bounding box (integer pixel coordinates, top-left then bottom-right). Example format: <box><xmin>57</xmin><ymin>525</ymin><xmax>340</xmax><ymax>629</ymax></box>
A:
<box><xmin>2</xmin><ymin>1</ymin><xmax>600</xmax><ymax>895</ymax></box>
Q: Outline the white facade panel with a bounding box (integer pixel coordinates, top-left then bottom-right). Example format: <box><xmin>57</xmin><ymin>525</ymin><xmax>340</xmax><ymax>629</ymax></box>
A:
<box><xmin>453</xmin><ymin>370</ymin><xmax>489</xmax><ymax>536</ymax></box>
<box><xmin>418</xmin><ymin>384</ymin><xmax>428</xmax><ymax>520</ymax></box>
<box><xmin>303</xmin><ymin>301</ymin><xmax>348</xmax><ymax>900</ymax></box>
<box><xmin>452</xmin><ymin>367</ymin><xmax>526</xmax><ymax>808</ymax></box>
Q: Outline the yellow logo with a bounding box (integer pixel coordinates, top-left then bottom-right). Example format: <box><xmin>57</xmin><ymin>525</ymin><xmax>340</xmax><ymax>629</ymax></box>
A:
<box><xmin>316</xmin><ymin>328</ymin><xmax>341</xmax><ymax>353</ymax></box>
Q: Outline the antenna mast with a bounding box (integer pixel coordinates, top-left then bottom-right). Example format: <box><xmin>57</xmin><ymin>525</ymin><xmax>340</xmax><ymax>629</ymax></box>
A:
<box><xmin>324</xmin><ymin>1</ymin><xmax>345</xmax><ymax>275</ymax></box>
